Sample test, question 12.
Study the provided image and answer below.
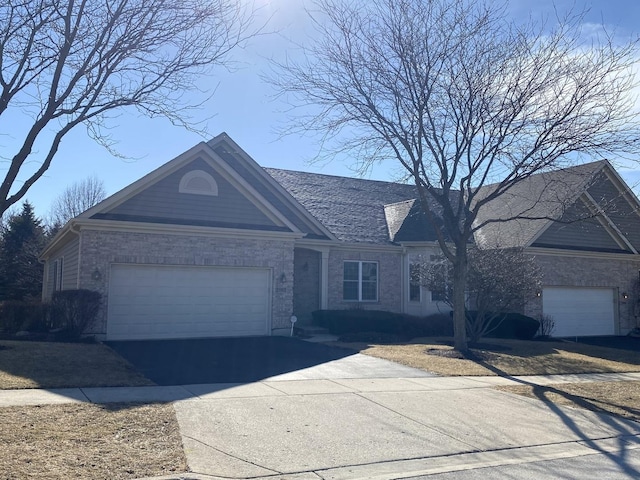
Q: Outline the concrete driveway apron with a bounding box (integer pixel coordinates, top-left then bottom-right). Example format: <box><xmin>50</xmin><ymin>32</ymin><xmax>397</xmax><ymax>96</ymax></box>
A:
<box><xmin>173</xmin><ymin>362</ymin><xmax>640</xmax><ymax>479</ymax></box>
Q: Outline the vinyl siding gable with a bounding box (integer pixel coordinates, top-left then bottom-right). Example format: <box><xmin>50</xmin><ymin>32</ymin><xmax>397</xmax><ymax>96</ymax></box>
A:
<box><xmin>99</xmin><ymin>158</ymin><xmax>279</xmax><ymax>229</ymax></box>
<box><xmin>532</xmin><ymin>197</ymin><xmax>627</xmax><ymax>252</ymax></box>
<box><xmin>587</xmin><ymin>172</ymin><xmax>640</xmax><ymax>252</ymax></box>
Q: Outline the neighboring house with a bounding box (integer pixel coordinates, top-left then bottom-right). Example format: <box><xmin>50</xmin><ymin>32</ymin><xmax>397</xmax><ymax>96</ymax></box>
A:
<box><xmin>40</xmin><ymin>133</ymin><xmax>640</xmax><ymax>340</ymax></box>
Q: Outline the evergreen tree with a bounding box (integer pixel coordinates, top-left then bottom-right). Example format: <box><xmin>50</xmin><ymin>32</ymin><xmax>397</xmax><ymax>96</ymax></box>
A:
<box><xmin>0</xmin><ymin>202</ymin><xmax>45</xmax><ymax>301</ymax></box>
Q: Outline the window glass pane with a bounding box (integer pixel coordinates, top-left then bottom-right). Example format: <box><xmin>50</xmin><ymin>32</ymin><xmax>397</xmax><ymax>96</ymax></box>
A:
<box><xmin>343</xmin><ymin>262</ymin><xmax>359</xmax><ymax>281</ymax></box>
<box><xmin>343</xmin><ymin>281</ymin><xmax>359</xmax><ymax>300</ymax></box>
<box><xmin>361</xmin><ymin>281</ymin><xmax>377</xmax><ymax>301</ymax></box>
<box><xmin>362</xmin><ymin>262</ymin><xmax>377</xmax><ymax>301</ymax></box>
<box><xmin>361</xmin><ymin>262</ymin><xmax>377</xmax><ymax>281</ymax></box>
<box><xmin>409</xmin><ymin>263</ymin><xmax>421</xmax><ymax>301</ymax></box>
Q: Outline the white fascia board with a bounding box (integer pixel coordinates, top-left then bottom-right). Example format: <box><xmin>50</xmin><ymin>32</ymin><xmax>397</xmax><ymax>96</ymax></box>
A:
<box><xmin>397</xmin><ymin>241</ymin><xmax>443</xmax><ymax>248</ymax></box>
<box><xmin>296</xmin><ymin>237</ymin><xmax>404</xmax><ymax>253</ymax></box>
<box><xmin>199</xmin><ymin>142</ymin><xmax>301</xmax><ymax>233</ymax></box>
<box><xmin>79</xmin><ymin>142</ymin><xmax>211</xmax><ymax>219</ymax></box>
<box><xmin>39</xmin><ymin>222</ymin><xmax>80</xmax><ymax>260</ymax></box>
<box><xmin>602</xmin><ymin>163</ymin><xmax>640</xmax><ymax>218</ymax></box>
<box><xmin>525</xmin><ymin>246</ymin><xmax>640</xmax><ymax>260</ymax></box>
<box><xmin>209</xmin><ymin>133</ymin><xmax>338</xmax><ymax>241</ymax></box>
<box><xmin>581</xmin><ymin>192</ymin><xmax>637</xmax><ymax>254</ymax></box>
<box><xmin>77</xmin><ymin>138</ymin><xmax>301</xmax><ymax>234</ymax></box>
<box><xmin>73</xmin><ymin>218</ymin><xmax>304</xmax><ymax>240</ymax></box>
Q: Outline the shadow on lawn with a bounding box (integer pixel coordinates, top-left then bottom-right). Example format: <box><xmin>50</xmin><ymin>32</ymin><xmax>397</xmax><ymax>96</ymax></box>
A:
<box><xmin>477</xmin><ymin>357</ymin><xmax>640</xmax><ymax>478</ymax></box>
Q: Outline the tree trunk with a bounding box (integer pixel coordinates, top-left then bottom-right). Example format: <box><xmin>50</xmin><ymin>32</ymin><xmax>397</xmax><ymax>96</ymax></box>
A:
<box><xmin>451</xmin><ymin>250</ymin><xmax>468</xmax><ymax>352</ymax></box>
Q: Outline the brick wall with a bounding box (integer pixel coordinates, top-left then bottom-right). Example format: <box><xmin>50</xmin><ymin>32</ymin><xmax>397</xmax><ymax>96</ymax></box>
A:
<box><xmin>526</xmin><ymin>253</ymin><xmax>640</xmax><ymax>333</ymax></box>
<box><xmin>78</xmin><ymin>229</ymin><xmax>295</xmax><ymax>336</ymax></box>
<box><xmin>327</xmin><ymin>248</ymin><xmax>403</xmax><ymax>312</ymax></box>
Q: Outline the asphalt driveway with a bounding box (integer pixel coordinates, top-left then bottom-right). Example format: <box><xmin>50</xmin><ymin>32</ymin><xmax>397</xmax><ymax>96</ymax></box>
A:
<box><xmin>106</xmin><ymin>336</ymin><xmax>402</xmax><ymax>385</ymax></box>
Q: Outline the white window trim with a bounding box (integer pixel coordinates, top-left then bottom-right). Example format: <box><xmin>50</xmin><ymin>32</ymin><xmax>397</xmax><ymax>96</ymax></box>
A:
<box><xmin>343</xmin><ymin>260</ymin><xmax>378</xmax><ymax>302</ymax></box>
<box><xmin>53</xmin><ymin>257</ymin><xmax>64</xmax><ymax>292</ymax></box>
<box><xmin>178</xmin><ymin>170</ymin><xmax>219</xmax><ymax>196</ymax></box>
<box><xmin>429</xmin><ymin>254</ymin><xmax>447</xmax><ymax>303</ymax></box>
<box><xmin>409</xmin><ymin>262</ymin><xmax>422</xmax><ymax>303</ymax></box>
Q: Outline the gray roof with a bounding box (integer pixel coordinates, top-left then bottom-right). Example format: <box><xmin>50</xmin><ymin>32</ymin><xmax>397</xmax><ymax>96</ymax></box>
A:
<box><xmin>472</xmin><ymin>161</ymin><xmax>608</xmax><ymax>248</ymax></box>
<box><xmin>265</xmin><ymin>168</ymin><xmax>422</xmax><ymax>244</ymax></box>
<box><xmin>384</xmin><ymin>199</ymin><xmax>444</xmax><ymax>243</ymax></box>
<box><xmin>267</xmin><ymin>161</ymin><xmax>615</xmax><ymax>248</ymax></box>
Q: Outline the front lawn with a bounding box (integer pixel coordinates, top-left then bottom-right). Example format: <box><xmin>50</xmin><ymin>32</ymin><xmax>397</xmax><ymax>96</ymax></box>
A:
<box><xmin>333</xmin><ymin>337</ymin><xmax>640</xmax><ymax>376</ymax></box>
<box><xmin>0</xmin><ymin>340</ymin><xmax>153</xmax><ymax>389</ymax></box>
<box><xmin>0</xmin><ymin>402</ymin><xmax>187</xmax><ymax>479</ymax></box>
<box><xmin>497</xmin><ymin>381</ymin><xmax>640</xmax><ymax>423</ymax></box>
<box><xmin>331</xmin><ymin>337</ymin><xmax>640</xmax><ymax>423</ymax></box>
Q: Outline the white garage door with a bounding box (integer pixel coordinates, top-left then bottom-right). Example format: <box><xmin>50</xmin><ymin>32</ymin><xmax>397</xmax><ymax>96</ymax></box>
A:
<box><xmin>107</xmin><ymin>264</ymin><xmax>271</xmax><ymax>340</ymax></box>
<box><xmin>542</xmin><ymin>287</ymin><xmax>615</xmax><ymax>337</ymax></box>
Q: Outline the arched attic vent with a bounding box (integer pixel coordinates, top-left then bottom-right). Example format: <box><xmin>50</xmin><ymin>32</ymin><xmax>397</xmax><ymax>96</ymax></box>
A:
<box><xmin>178</xmin><ymin>170</ymin><xmax>218</xmax><ymax>196</ymax></box>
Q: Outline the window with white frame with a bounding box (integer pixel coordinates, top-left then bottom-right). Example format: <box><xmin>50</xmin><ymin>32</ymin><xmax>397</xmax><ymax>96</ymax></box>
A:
<box><xmin>52</xmin><ymin>258</ymin><xmax>64</xmax><ymax>292</ymax></box>
<box><xmin>429</xmin><ymin>254</ymin><xmax>447</xmax><ymax>302</ymax></box>
<box><xmin>409</xmin><ymin>262</ymin><xmax>422</xmax><ymax>302</ymax></box>
<box><xmin>343</xmin><ymin>261</ymin><xmax>378</xmax><ymax>301</ymax></box>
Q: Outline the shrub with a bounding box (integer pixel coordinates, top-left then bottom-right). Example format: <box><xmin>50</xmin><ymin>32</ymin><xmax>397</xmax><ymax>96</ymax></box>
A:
<box><xmin>312</xmin><ymin>310</ymin><xmax>453</xmax><ymax>338</ymax></box>
<box><xmin>312</xmin><ymin>309</ymin><xmax>401</xmax><ymax>334</ymax></box>
<box><xmin>411</xmin><ymin>313</ymin><xmax>453</xmax><ymax>337</ymax></box>
<box><xmin>464</xmin><ymin>311</ymin><xmax>540</xmax><ymax>341</ymax></box>
<box><xmin>537</xmin><ymin>314</ymin><xmax>555</xmax><ymax>337</ymax></box>
<box><xmin>50</xmin><ymin>289</ymin><xmax>101</xmax><ymax>341</ymax></box>
<box><xmin>0</xmin><ymin>299</ymin><xmax>51</xmax><ymax>334</ymax></box>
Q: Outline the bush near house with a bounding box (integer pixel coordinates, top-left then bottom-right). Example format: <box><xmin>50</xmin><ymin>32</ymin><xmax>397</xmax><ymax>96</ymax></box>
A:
<box><xmin>0</xmin><ymin>289</ymin><xmax>101</xmax><ymax>341</ymax></box>
<box><xmin>464</xmin><ymin>311</ymin><xmax>540</xmax><ymax>341</ymax></box>
<box><xmin>49</xmin><ymin>290</ymin><xmax>101</xmax><ymax>341</ymax></box>
<box><xmin>312</xmin><ymin>310</ymin><xmax>453</xmax><ymax>338</ymax></box>
<box><xmin>313</xmin><ymin>309</ymin><xmax>539</xmax><ymax>342</ymax></box>
<box><xmin>0</xmin><ymin>299</ymin><xmax>52</xmax><ymax>333</ymax></box>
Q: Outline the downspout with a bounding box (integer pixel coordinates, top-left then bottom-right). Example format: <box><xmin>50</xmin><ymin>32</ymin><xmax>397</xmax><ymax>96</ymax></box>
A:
<box><xmin>401</xmin><ymin>246</ymin><xmax>407</xmax><ymax>314</ymax></box>
<box><xmin>69</xmin><ymin>221</ymin><xmax>82</xmax><ymax>289</ymax></box>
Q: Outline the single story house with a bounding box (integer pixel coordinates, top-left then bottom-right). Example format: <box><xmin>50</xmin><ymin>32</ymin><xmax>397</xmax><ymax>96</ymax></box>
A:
<box><xmin>40</xmin><ymin>133</ymin><xmax>640</xmax><ymax>340</ymax></box>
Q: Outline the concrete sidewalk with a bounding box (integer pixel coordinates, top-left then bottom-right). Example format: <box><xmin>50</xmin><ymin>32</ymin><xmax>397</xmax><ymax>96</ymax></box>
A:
<box><xmin>0</xmin><ymin>371</ymin><xmax>638</xmax><ymax>407</ymax></box>
<box><xmin>171</xmin><ymin>372</ymin><xmax>640</xmax><ymax>480</ymax></box>
<box><xmin>2</xmin><ymin>371</ymin><xmax>640</xmax><ymax>479</ymax></box>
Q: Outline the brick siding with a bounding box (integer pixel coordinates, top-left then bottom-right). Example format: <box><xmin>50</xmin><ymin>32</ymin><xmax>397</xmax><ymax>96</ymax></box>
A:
<box><xmin>78</xmin><ymin>229</ymin><xmax>295</xmax><ymax>336</ymax></box>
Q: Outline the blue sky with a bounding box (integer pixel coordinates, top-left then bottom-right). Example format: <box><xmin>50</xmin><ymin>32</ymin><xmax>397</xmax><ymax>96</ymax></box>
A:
<box><xmin>4</xmin><ymin>0</ymin><xmax>640</xmax><ymax>219</ymax></box>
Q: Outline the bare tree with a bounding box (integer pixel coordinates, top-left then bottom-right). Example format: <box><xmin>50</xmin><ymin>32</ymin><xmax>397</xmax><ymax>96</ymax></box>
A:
<box><xmin>48</xmin><ymin>175</ymin><xmax>107</xmax><ymax>227</ymax></box>
<box><xmin>0</xmin><ymin>0</ymin><xmax>256</xmax><ymax>216</ymax></box>
<box><xmin>424</xmin><ymin>248</ymin><xmax>541</xmax><ymax>343</ymax></box>
<box><xmin>271</xmin><ymin>0</ymin><xmax>640</xmax><ymax>351</ymax></box>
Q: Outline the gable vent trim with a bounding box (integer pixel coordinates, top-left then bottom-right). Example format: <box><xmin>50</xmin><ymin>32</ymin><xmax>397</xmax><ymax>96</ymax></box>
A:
<box><xmin>179</xmin><ymin>170</ymin><xmax>218</xmax><ymax>196</ymax></box>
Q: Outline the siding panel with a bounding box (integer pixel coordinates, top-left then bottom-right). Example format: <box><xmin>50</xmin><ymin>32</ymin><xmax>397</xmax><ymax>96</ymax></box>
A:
<box><xmin>588</xmin><ymin>173</ymin><xmax>640</xmax><ymax>252</ymax></box>
<box><xmin>106</xmin><ymin>158</ymin><xmax>276</xmax><ymax>227</ymax></box>
<box><xmin>533</xmin><ymin>200</ymin><xmax>624</xmax><ymax>252</ymax></box>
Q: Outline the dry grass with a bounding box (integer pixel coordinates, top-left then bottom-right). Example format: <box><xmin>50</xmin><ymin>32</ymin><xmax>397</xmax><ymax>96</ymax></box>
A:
<box><xmin>0</xmin><ymin>402</ymin><xmax>188</xmax><ymax>480</ymax></box>
<box><xmin>497</xmin><ymin>381</ymin><xmax>640</xmax><ymax>422</ymax></box>
<box><xmin>0</xmin><ymin>341</ymin><xmax>153</xmax><ymax>389</ymax></box>
<box><xmin>331</xmin><ymin>338</ymin><xmax>640</xmax><ymax>376</ymax></box>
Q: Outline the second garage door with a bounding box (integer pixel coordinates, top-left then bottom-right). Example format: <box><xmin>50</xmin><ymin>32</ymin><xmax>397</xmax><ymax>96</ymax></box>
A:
<box><xmin>542</xmin><ymin>286</ymin><xmax>615</xmax><ymax>337</ymax></box>
<box><xmin>107</xmin><ymin>264</ymin><xmax>271</xmax><ymax>340</ymax></box>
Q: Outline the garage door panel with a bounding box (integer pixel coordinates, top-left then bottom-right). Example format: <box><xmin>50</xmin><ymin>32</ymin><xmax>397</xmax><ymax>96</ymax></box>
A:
<box><xmin>543</xmin><ymin>287</ymin><xmax>615</xmax><ymax>337</ymax></box>
<box><xmin>107</xmin><ymin>264</ymin><xmax>271</xmax><ymax>340</ymax></box>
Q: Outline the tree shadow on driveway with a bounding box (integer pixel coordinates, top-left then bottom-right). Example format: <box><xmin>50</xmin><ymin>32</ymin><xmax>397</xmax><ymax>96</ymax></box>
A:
<box><xmin>106</xmin><ymin>336</ymin><xmax>358</xmax><ymax>385</ymax></box>
<box><xmin>477</xmin><ymin>358</ymin><xmax>640</xmax><ymax>478</ymax></box>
